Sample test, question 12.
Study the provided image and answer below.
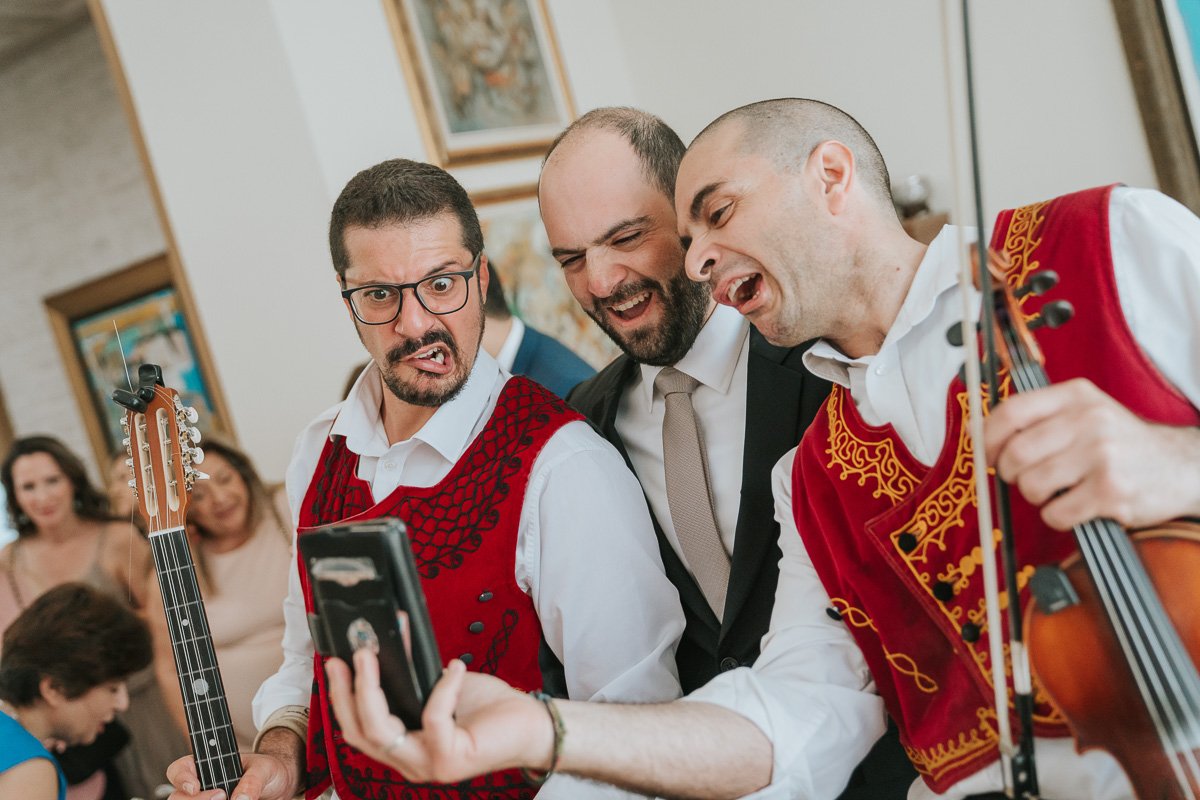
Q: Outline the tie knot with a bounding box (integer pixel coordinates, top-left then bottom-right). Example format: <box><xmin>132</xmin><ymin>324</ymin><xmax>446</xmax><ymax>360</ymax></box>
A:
<box><xmin>655</xmin><ymin>366</ymin><xmax>700</xmax><ymax>397</ymax></box>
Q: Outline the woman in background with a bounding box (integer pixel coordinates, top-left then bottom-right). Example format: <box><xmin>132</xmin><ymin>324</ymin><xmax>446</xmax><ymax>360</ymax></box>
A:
<box><xmin>0</xmin><ymin>583</ymin><xmax>152</xmax><ymax>800</ymax></box>
<box><xmin>147</xmin><ymin>437</ymin><xmax>292</xmax><ymax>751</ymax></box>
<box><xmin>0</xmin><ymin>435</ymin><xmax>185</xmax><ymax>800</ymax></box>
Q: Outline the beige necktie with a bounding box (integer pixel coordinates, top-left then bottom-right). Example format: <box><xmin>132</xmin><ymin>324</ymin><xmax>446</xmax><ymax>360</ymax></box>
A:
<box><xmin>656</xmin><ymin>366</ymin><xmax>731</xmax><ymax>620</ymax></box>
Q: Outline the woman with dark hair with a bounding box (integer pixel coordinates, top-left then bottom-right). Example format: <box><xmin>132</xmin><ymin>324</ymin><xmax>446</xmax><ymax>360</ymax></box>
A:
<box><xmin>0</xmin><ymin>435</ymin><xmax>185</xmax><ymax>800</ymax></box>
<box><xmin>147</xmin><ymin>437</ymin><xmax>292</xmax><ymax>750</ymax></box>
<box><xmin>0</xmin><ymin>435</ymin><xmax>149</xmax><ymax>623</ymax></box>
<box><xmin>0</xmin><ymin>583</ymin><xmax>152</xmax><ymax>800</ymax></box>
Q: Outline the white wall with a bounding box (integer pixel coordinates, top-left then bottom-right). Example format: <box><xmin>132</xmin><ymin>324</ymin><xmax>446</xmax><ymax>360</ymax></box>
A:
<box><xmin>0</xmin><ymin>21</ymin><xmax>164</xmax><ymax>475</ymax></box>
<box><xmin>12</xmin><ymin>1</ymin><xmax>1157</xmax><ymax>479</ymax></box>
<box><xmin>607</xmin><ymin>0</ymin><xmax>1156</xmax><ymax>217</ymax></box>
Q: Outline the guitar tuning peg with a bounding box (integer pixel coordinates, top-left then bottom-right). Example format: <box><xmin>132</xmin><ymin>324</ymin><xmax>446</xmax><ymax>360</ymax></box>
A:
<box><xmin>188</xmin><ymin>427</ymin><xmax>202</xmax><ymax>444</ymax></box>
<box><xmin>1014</xmin><ymin>270</ymin><xmax>1059</xmax><ymax>299</ymax></box>
<box><xmin>184</xmin><ymin>406</ymin><xmax>199</xmax><ymax>423</ymax></box>
<box><xmin>193</xmin><ymin>470</ymin><xmax>210</xmax><ymax>481</ymax></box>
<box><xmin>1027</xmin><ymin>300</ymin><xmax>1074</xmax><ymax>331</ymax></box>
<box><xmin>127</xmin><ymin>478</ymin><xmax>136</xmax><ymax>489</ymax></box>
<box><xmin>124</xmin><ymin>457</ymin><xmax>133</xmax><ymax>468</ymax></box>
<box><xmin>122</xmin><ymin>436</ymin><xmax>131</xmax><ymax>449</ymax></box>
<box><xmin>191</xmin><ymin>447</ymin><xmax>205</xmax><ymax>465</ymax></box>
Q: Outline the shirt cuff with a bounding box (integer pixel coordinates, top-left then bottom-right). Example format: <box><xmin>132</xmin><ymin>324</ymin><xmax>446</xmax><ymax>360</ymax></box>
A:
<box><xmin>254</xmin><ymin>705</ymin><xmax>309</xmax><ymax>753</ymax></box>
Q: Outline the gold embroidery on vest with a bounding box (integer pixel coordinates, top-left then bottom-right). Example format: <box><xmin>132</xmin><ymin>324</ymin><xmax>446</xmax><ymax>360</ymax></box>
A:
<box><xmin>1000</xmin><ymin>200</ymin><xmax>1049</xmax><ymax>296</ymax></box>
<box><xmin>904</xmin><ymin>708</ymin><xmax>999</xmax><ymax>783</ymax></box>
<box><xmin>825</xmin><ymin>388</ymin><xmax>918</xmax><ymax>504</ymax></box>
<box><xmin>830</xmin><ymin>598</ymin><xmax>938</xmax><ymax>694</ymax></box>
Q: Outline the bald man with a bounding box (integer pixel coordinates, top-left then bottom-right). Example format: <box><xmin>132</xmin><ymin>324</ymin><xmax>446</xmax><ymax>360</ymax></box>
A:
<box><xmin>319</xmin><ymin>99</ymin><xmax>1200</xmax><ymax>800</ymax></box>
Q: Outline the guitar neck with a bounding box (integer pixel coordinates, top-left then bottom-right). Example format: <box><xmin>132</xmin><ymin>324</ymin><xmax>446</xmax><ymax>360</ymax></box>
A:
<box><xmin>149</xmin><ymin>526</ymin><xmax>243</xmax><ymax>793</ymax></box>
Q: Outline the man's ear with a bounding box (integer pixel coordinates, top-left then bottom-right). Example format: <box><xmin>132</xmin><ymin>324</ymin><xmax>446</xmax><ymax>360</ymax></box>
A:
<box><xmin>810</xmin><ymin>140</ymin><xmax>855</xmax><ymax>215</ymax></box>
<box><xmin>337</xmin><ymin>272</ymin><xmax>356</xmax><ymax>320</ymax></box>
<box><xmin>477</xmin><ymin>253</ymin><xmax>491</xmax><ymax>301</ymax></box>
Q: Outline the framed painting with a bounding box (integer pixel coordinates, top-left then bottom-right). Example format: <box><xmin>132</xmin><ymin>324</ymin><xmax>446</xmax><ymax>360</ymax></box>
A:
<box><xmin>44</xmin><ymin>254</ymin><xmax>232</xmax><ymax>469</ymax></box>
<box><xmin>383</xmin><ymin>0</ymin><xmax>576</xmax><ymax>166</ymax></box>
<box><xmin>474</xmin><ymin>186</ymin><xmax>619</xmax><ymax>370</ymax></box>
<box><xmin>1113</xmin><ymin>0</ymin><xmax>1200</xmax><ymax>213</ymax></box>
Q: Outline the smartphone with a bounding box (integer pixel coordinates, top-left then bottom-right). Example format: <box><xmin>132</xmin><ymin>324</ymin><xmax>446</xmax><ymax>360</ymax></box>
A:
<box><xmin>298</xmin><ymin>517</ymin><xmax>441</xmax><ymax>729</ymax></box>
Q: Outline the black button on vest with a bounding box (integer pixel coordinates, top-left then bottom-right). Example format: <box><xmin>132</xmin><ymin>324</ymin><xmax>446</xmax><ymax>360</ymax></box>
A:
<box><xmin>897</xmin><ymin>532</ymin><xmax>919</xmax><ymax>553</ymax></box>
<box><xmin>478</xmin><ymin>591</ymin><xmax>494</xmax><ymax>602</ymax></box>
<box><xmin>719</xmin><ymin>657</ymin><xmax>739</xmax><ymax>672</ymax></box>
<box><xmin>961</xmin><ymin>622</ymin><xmax>981</xmax><ymax>643</ymax></box>
<box><xmin>468</xmin><ymin>621</ymin><xmax>484</xmax><ymax>634</ymax></box>
<box><xmin>932</xmin><ymin>581</ymin><xmax>955</xmax><ymax>602</ymax></box>
<box><xmin>459</xmin><ymin>653</ymin><xmax>474</xmax><ymax>665</ymax></box>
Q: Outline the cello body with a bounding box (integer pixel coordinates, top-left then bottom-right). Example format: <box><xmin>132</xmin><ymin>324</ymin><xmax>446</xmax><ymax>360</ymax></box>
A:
<box><xmin>1027</xmin><ymin>521</ymin><xmax>1200</xmax><ymax>800</ymax></box>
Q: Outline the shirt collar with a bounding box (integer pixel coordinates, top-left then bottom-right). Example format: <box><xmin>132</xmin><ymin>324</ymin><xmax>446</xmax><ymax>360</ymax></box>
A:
<box><xmin>331</xmin><ymin>349</ymin><xmax>500</xmax><ymax>462</ymax></box>
<box><xmin>802</xmin><ymin>224</ymin><xmax>975</xmax><ymax>387</ymax></box>
<box><xmin>635</xmin><ymin>303</ymin><xmax>750</xmax><ymax>412</ymax></box>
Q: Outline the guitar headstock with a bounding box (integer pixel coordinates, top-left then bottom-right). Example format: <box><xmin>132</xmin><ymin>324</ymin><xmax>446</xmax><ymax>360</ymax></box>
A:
<box><xmin>112</xmin><ymin>364</ymin><xmax>207</xmax><ymax>535</ymax></box>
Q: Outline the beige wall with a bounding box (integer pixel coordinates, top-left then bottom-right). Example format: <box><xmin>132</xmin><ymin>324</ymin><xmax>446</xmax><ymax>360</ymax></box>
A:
<box><xmin>0</xmin><ymin>1</ymin><xmax>1161</xmax><ymax>480</ymax></box>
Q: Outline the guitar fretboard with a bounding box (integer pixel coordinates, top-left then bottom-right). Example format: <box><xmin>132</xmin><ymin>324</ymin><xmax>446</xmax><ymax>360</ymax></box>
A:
<box><xmin>149</xmin><ymin>526</ymin><xmax>243</xmax><ymax>793</ymax></box>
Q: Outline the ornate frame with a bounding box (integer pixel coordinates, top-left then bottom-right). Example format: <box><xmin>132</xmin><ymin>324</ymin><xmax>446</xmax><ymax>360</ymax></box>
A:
<box><xmin>382</xmin><ymin>0</ymin><xmax>576</xmax><ymax>166</ymax></box>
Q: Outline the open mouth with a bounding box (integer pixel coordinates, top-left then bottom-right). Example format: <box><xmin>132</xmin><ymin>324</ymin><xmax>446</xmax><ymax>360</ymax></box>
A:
<box><xmin>605</xmin><ymin>290</ymin><xmax>653</xmax><ymax>322</ymax></box>
<box><xmin>719</xmin><ymin>273</ymin><xmax>764</xmax><ymax>313</ymax></box>
<box><xmin>405</xmin><ymin>344</ymin><xmax>453</xmax><ymax>375</ymax></box>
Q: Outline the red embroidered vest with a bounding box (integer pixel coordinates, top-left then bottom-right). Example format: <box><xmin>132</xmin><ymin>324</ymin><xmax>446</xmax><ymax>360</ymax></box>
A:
<box><xmin>296</xmin><ymin>376</ymin><xmax>583</xmax><ymax>800</ymax></box>
<box><xmin>792</xmin><ymin>185</ymin><xmax>1200</xmax><ymax>792</ymax></box>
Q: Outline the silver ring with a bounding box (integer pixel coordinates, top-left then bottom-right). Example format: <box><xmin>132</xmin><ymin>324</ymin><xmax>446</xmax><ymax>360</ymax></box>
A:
<box><xmin>385</xmin><ymin>731</ymin><xmax>406</xmax><ymax>755</ymax></box>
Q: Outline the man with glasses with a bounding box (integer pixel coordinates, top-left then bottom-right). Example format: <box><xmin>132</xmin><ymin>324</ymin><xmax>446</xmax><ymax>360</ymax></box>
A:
<box><xmin>166</xmin><ymin>159</ymin><xmax>684</xmax><ymax>800</ymax></box>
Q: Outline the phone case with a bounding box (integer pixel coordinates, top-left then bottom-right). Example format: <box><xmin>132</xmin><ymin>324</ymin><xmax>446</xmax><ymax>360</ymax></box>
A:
<box><xmin>298</xmin><ymin>518</ymin><xmax>441</xmax><ymax>729</ymax></box>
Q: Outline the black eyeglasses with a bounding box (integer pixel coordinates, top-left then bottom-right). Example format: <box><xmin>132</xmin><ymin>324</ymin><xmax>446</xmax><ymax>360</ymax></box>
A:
<box><xmin>340</xmin><ymin>252</ymin><xmax>481</xmax><ymax>325</ymax></box>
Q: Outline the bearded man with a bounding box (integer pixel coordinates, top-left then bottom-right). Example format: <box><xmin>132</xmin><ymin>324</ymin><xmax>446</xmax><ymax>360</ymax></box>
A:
<box><xmin>167</xmin><ymin>159</ymin><xmax>684</xmax><ymax>800</ymax></box>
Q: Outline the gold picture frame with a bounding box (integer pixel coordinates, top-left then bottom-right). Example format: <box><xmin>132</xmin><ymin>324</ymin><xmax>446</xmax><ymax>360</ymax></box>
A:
<box><xmin>383</xmin><ymin>0</ymin><xmax>576</xmax><ymax>166</ymax></box>
<box><xmin>1113</xmin><ymin>0</ymin><xmax>1200</xmax><ymax>213</ymax></box>
<box><xmin>474</xmin><ymin>185</ymin><xmax>619</xmax><ymax>370</ymax></box>
<box><xmin>44</xmin><ymin>253</ymin><xmax>233</xmax><ymax>470</ymax></box>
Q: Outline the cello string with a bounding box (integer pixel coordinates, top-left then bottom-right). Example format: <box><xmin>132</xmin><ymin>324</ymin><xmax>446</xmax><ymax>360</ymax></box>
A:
<box><xmin>1005</xmin><ymin>333</ymin><xmax>1200</xmax><ymax>794</ymax></box>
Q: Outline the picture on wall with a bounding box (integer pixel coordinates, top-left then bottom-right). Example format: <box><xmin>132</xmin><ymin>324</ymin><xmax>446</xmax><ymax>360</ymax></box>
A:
<box><xmin>72</xmin><ymin>288</ymin><xmax>215</xmax><ymax>456</ymax></box>
<box><xmin>45</xmin><ymin>254</ymin><xmax>231</xmax><ymax>469</ymax></box>
<box><xmin>475</xmin><ymin>188</ymin><xmax>620</xmax><ymax>370</ymax></box>
<box><xmin>384</xmin><ymin>0</ymin><xmax>575</xmax><ymax>165</ymax></box>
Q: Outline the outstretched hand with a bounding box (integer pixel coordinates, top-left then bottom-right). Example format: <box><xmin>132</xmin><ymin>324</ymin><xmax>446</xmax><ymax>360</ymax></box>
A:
<box><xmin>985</xmin><ymin>378</ymin><xmax>1200</xmax><ymax>530</ymax></box>
<box><xmin>324</xmin><ymin>649</ymin><xmax>553</xmax><ymax>784</ymax></box>
<box><xmin>165</xmin><ymin>749</ymin><xmax>299</xmax><ymax>800</ymax></box>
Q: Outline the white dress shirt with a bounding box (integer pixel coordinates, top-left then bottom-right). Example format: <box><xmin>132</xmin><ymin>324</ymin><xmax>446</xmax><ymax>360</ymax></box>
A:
<box><xmin>687</xmin><ymin>187</ymin><xmax>1200</xmax><ymax>799</ymax></box>
<box><xmin>495</xmin><ymin>315</ymin><xmax>526</xmax><ymax>372</ymax></box>
<box><xmin>616</xmin><ymin>303</ymin><xmax>750</xmax><ymax>573</ymax></box>
<box><xmin>254</xmin><ymin>350</ymin><xmax>684</xmax><ymax>799</ymax></box>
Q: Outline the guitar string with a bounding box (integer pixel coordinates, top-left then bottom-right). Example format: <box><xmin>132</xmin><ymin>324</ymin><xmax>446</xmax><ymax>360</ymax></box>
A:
<box><xmin>144</xmin><ymin>389</ymin><xmax>238</xmax><ymax>790</ymax></box>
<box><xmin>153</xmin><ymin>387</ymin><xmax>238</xmax><ymax>789</ymax></box>
<box><xmin>1004</xmin><ymin>327</ymin><xmax>1200</xmax><ymax>795</ymax></box>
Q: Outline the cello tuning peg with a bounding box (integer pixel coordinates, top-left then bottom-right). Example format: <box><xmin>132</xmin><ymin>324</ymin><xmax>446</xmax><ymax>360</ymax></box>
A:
<box><xmin>1027</xmin><ymin>300</ymin><xmax>1074</xmax><ymax>331</ymax></box>
<box><xmin>1014</xmin><ymin>270</ymin><xmax>1059</xmax><ymax>299</ymax></box>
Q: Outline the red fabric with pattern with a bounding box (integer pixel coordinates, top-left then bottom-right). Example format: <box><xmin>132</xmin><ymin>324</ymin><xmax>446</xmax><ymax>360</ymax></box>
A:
<box><xmin>791</xmin><ymin>185</ymin><xmax>1200</xmax><ymax>792</ymax></box>
<box><xmin>296</xmin><ymin>376</ymin><xmax>582</xmax><ymax>800</ymax></box>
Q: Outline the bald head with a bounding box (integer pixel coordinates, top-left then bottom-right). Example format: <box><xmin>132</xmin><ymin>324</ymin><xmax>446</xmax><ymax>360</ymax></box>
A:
<box><xmin>543</xmin><ymin>106</ymin><xmax>685</xmax><ymax>201</ymax></box>
<box><xmin>693</xmin><ymin>98</ymin><xmax>894</xmax><ymax>210</ymax></box>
